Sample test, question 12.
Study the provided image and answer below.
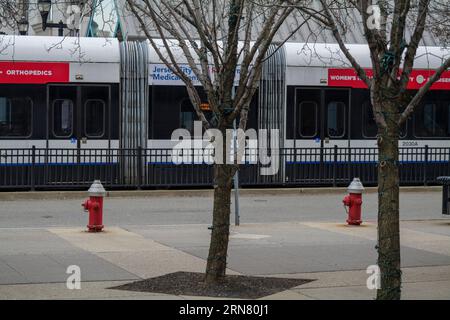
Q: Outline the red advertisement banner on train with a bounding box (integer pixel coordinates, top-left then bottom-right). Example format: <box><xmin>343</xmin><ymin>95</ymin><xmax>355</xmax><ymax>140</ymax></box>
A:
<box><xmin>0</xmin><ymin>61</ymin><xmax>69</xmax><ymax>84</ymax></box>
<box><xmin>328</xmin><ymin>68</ymin><xmax>450</xmax><ymax>90</ymax></box>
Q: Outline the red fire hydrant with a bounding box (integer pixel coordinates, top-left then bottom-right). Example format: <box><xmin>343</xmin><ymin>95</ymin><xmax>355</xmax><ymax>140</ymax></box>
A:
<box><xmin>82</xmin><ymin>180</ymin><xmax>106</xmax><ymax>232</ymax></box>
<box><xmin>343</xmin><ymin>177</ymin><xmax>365</xmax><ymax>225</ymax></box>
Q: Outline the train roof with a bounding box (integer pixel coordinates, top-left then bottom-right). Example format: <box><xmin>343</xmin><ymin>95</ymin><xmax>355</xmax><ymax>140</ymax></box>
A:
<box><xmin>146</xmin><ymin>39</ymin><xmax>249</xmax><ymax>65</ymax></box>
<box><xmin>0</xmin><ymin>35</ymin><xmax>448</xmax><ymax>72</ymax></box>
<box><xmin>0</xmin><ymin>35</ymin><xmax>120</xmax><ymax>64</ymax></box>
<box><xmin>146</xmin><ymin>39</ymin><xmax>450</xmax><ymax>70</ymax></box>
<box><xmin>284</xmin><ymin>42</ymin><xmax>450</xmax><ymax>70</ymax></box>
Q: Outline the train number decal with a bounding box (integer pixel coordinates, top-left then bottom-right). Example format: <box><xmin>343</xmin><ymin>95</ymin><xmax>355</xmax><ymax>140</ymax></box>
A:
<box><xmin>402</xmin><ymin>141</ymin><xmax>419</xmax><ymax>147</ymax></box>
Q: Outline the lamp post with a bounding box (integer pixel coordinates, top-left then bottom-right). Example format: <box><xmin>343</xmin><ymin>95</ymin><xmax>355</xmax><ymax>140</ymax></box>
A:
<box><xmin>18</xmin><ymin>17</ymin><xmax>29</xmax><ymax>35</ymax></box>
<box><xmin>38</xmin><ymin>0</ymin><xmax>69</xmax><ymax>36</ymax></box>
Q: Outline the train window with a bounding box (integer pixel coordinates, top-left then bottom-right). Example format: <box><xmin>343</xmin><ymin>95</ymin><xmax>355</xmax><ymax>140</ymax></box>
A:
<box><xmin>0</xmin><ymin>98</ymin><xmax>10</xmax><ymax>132</ymax></box>
<box><xmin>414</xmin><ymin>103</ymin><xmax>450</xmax><ymax>137</ymax></box>
<box><xmin>53</xmin><ymin>99</ymin><xmax>73</xmax><ymax>137</ymax></box>
<box><xmin>327</xmin><ymin>102</ymin><xmax>345</xmax><ymax>137</ymax></box>
<box><xmin>361</xmin><ymin>101</ymin><xmax>407</xmax><ymax>138</ymax></box>
<box><xmin>180</xmin><ymin>99</ymin><xmax>195</xmax><ymax>134</ymax></box>
<box><xmin>85</xmin><ymin>99</ymin><xmax>105</xmax><ymax>137</ymax></box>
<box><xmin>298</xmin><ymin>101</ymin><xmax>318</xmax><ymax>138</ymax></box>
<box><xmin>362</xmin><ymin>101</ymin><xmax>378</xmax><ymax>138</ymax></box>
<box><xmin>0</xmin><ymin>97</ymin><xmax>32</xmax><ymax>138</ymax></box>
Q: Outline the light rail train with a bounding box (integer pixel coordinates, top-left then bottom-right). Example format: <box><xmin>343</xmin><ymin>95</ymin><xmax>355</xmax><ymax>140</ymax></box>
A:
<box><xmin>0</xmin><ymin>35</ymin><xmax>449</xmax><ymax>188</ymax></box>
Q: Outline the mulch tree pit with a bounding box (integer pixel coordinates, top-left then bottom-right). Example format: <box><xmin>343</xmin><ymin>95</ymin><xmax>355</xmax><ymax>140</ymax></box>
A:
<box><xmin>110</xmin><ymin>271</ymin><xmax>315</xmax><ymax>299</ymax></box>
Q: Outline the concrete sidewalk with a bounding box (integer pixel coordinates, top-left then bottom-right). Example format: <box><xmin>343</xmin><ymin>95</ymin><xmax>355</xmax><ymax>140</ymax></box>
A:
<box><xmin>1</xmin><ymin>266</ymin><xmax>449</xmax><ymax>300</ymax></box>
<box><xmin>1</xmin><ymin>219</ymin><xmax>449</xmax><ymax>299</ymax></box>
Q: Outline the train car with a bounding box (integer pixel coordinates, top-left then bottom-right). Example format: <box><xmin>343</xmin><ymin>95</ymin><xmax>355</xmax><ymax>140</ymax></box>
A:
<box><xmin>144</xmin><ymin>40</ymin><xmax>450</xmax><ymax>186</ymax></box>
<box><xmin>283</xmin><ymin>42</ymin><xmax>450</xmax><ymax>184</ymax></box>
<box><xmin>285</xmin><ymin>42</ymin><xmax>450</xmax><ymax>149</ymax></box>
<box><xmin>0</xmin><ymin>36</ymin><xmax>121</xmax><ymax>188</ymax></box>
<box><xmin>0</xmin><ymin>35</ymin><xmax>449</xmax><ymax>189</ymax></box>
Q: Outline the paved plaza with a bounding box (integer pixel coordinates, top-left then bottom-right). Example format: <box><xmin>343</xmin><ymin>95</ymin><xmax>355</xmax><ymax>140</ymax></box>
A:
<box><xmin>0</xmin><ymin>188</ymin><xmax>449</xmax><ymax>299</ymax></box>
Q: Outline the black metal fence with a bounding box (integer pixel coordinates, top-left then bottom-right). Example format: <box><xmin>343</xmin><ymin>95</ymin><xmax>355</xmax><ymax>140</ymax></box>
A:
<box><xmin>0</xmin><ymin>146</ymin><xmax>448</xmax><ymax>190</ymax></box>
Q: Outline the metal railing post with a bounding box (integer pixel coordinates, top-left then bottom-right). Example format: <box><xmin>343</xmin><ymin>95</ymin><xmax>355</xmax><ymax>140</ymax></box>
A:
<box><xmin>30</xmin><ymin>145</ymin><xmax>36</xmax><ymax>191</ymax></box>
<box><xmin>137</xmin><ymin>146</ymin><xmax>143</xmax><ymax>190</ymax></box>
<box><xmin>443</xmin><ymin>184</ymin><xmax>449</xmax><ymax>215</ymax></box>
<box><xmin>424</xmin><ymin>145</ymin><xmax>429</xmax><ymax>186</ymax></box>
<box><xmin>347</xmin><ymin>147</ymin><xmax>352</xmax><ymax>182</ymax></box>
<box><xmin>333</xmin><ymin>145</ymin><xmax>338</xmax><ymax>187</ymax></box>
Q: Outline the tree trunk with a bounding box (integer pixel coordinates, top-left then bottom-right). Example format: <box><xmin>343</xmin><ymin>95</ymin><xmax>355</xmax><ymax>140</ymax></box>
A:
<box><xmin>376</xmin><ymin>101</ymin><xmax>402</xmax><ymax>300</ymax></box>
<box><xmin>205</xmin><ymin>162</ymin><xmax>235</xmax><ymax>284</ymax></box>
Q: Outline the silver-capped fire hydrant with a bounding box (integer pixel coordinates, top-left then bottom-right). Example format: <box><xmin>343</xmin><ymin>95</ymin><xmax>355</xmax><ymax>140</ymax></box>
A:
<box><xmin>82</xmin><ymin>180</ymin><xmax>106</xmax><ymax>232</ymax></box>
<box><xmin>343</xmin><ymin>177</ymin><xmax>365</xmax><ymax>225</ymax></box>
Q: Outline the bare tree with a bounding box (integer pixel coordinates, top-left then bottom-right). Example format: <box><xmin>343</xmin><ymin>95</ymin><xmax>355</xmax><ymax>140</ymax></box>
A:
<box><xmin>124</xmin><ymin>0</ymin><xmax>310</xmax><ymax>284</ymax></box>
<box><xmin>295</xmin><ymin>0</ymin><xmax>450</xmax><ymax>299</ymax></box>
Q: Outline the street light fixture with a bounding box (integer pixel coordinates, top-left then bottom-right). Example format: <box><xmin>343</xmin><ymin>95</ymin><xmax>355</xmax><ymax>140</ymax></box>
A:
<box><xmin>37</xmin><ymin>0</ymin><xmax>51</xmax><ymax>24</ymax></box>
<box><xmin>18</xmin><ymin>17</ymin><xmax>29</xmax><ymax>35</ymax></box>
<box><xmin>37</xmin><ymin>0</ymin><xmax>68</xmax><ymax>36</ymax></box>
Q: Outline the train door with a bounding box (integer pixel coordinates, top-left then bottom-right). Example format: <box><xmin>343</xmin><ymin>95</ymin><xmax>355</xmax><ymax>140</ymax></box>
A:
<box><xmin>48</xmin><ymin>84</ymin><xmax>110</xmax><ymax>150</ymax></box>
<box><xmin>294</xmin><ymin>88</ymin><xmax>321</xmax><ymax>148</ymax></box>
<box><xmin>294</xmin><ymin>87</ymin><xmax>350</xmax><ymax>174</ymax></box>
<box><xmin>46</xmin><ymin>84</ymin><xmax>111</xmax><ymax>185</ymax></box>
<box><xmin>323</xmin><ymin>88</ymin><xmax>350</xmax><ymax>149</ymax></box>
<box><xmin>292</xmin><ymin>87</ymin><xmax>350</xmax><ymax>184</ymax></box>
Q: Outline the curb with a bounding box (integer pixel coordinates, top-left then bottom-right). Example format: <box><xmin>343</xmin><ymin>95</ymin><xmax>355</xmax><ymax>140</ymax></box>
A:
<box><xmin>0</xmin><ymin>186</ymin><xmax>441</xmax><ymax>201</ymax></box>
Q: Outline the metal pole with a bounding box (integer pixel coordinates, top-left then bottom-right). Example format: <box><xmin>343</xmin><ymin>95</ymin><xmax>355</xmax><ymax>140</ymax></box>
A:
<box><xmin>232</xmin><ymin>86</ymin><xmax>240</xmax><ymax>226</ymax></box>
<box><xmin>233</xmin><ymin>118</ymin><xmax>240</xmax><ymax>226</ymax></box>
